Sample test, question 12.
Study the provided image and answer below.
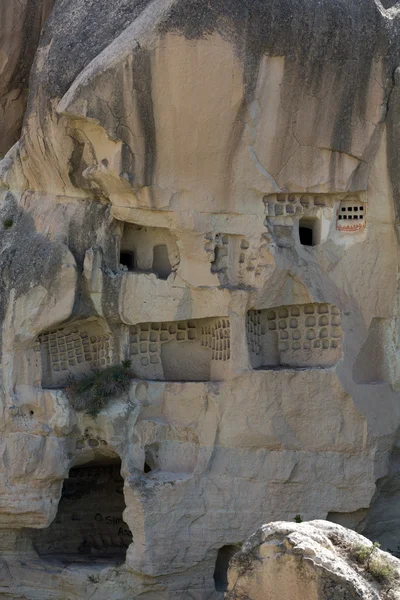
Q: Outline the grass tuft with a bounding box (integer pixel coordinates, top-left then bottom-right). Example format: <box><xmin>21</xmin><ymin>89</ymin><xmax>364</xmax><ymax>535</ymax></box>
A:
<box><xmin>368</xmin><ymin>555</ymin><xmax>396</xmax><ymax>584</ymax></box>
<box><xmin>352</xmin><ymin>541</ymin><xmax>397</xmax><ymax>585</ymax></box>
<box><xmin>66</xmin><ymin>362</ymin><xmax>134</xmax><ymax>417</ymax></box>
<box><xmin>352</xmin><ymin>542</ymin><xmax>377</xmax><ymax>564</ymax></box>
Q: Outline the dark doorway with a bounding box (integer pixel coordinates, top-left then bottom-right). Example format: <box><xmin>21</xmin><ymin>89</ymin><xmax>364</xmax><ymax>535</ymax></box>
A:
<box><xmin>152</xmin><ymin>244</ymin><xmax>172</xmax><ymax>279</ymax></box>
<box><xmin>299</xmin><ymin>225</ymin><xmax>313</xmax><ymax>246</ymax></box>
<box><xmin>299</xmin><ymin>218</ymin><xmax>319</xmax><ymax>246</ymax></box>
<box><xmin>144</xmin><ymin>443</ymin><xmax>159</xmax><ymax>473</ymax></box>
<box><xmin>32</xmin><ymin>460</ymin><xmax>132</xmax><ymax>564</ymax></box>
<box><xmin>120</xmin><ymin>250</ymin><xmax>136</xmax><ymax>271</ymax></box>
<box><xmin>213</xmin><ymin>544</ymin><xmax>241</xmax><ymax>592</ymax></box>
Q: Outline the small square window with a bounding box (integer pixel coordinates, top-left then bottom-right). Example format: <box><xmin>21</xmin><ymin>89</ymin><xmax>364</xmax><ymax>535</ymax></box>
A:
<box><xmin>354</xmin><ymin>207</ymin><xmax>358</xmax><ymax>212</ymax></box>
<box><xmin>348</xmin><ymin>207</ymin><xmax>353</xmax><ymax>211</ymax></box>
<box><xmin>360</xmin><ymin>206</ymin><xmax>364</xmax><ymax>211</ymax></box>
<box><xmin>341</xmin><ymin>207</ymin><xmax>346</xmax><ymax>212</ymax></box>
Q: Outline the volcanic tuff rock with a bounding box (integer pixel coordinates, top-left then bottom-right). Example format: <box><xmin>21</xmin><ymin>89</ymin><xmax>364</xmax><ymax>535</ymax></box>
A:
<box><xmin>0</xmin><ymin>0</ymin><xmax>53</xmax><ymax>158</ymax></box>
<box><xmin>226</xmin><ymin>521</ymin><xmax>400</xmax><ymax>600</ymax></box>
<box><xmin>2</xmin><ymin>0</ymin><xmax>400</xmax><ymax>598</ymax></box>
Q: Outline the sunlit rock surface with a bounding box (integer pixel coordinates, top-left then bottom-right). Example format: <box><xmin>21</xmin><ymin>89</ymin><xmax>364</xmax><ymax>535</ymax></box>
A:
<box><xmin>226</xmin><ymin>521</ymin><xmax>400</xmax><ymax>600</ymax></box>
<box><xmin>2</xmin><ymin>0</ymin><xmax>400</xmax><ymax>598</ymax></box>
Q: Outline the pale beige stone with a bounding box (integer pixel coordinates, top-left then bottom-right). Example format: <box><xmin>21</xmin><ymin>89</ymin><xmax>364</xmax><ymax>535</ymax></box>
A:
<box><xmin>226</xmin><ymin>520</ymin><xmax>400</xmax><ymax>600</ymax></box>
<box><xmin>1</xmin><ymin>0</ymin><xmax>400</xmax><ymax>598</ymax></box>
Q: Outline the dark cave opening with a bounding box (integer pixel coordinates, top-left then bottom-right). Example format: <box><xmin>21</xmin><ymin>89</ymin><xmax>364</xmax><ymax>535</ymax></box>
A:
<box><xmin>31</xmin><ymin>459</ymin><xmax>132</xmax><ymax>564</ymax></box>
<box><xmin>213</xmin><ymin>544</ymin><xmax>241</xmax><ymax>592</ymax></box>
<box><xmin>299</xmin><ymin>217</ymin><xmax>320</xmax><ymax>247</ymax></box>
<box><xmin>120</xmin><ymin>250</ymin><xmax>136</xmax><ymax>271</ymax></box>
<box><xmin>299</xmin><ymin>225</ymin><xmax>313</xmax><ymax>246</ymax></box>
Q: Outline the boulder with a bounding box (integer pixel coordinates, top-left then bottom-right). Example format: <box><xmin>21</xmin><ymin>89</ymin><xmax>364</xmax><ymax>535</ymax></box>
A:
<box><xmin>227</xmin><ymin>521</ymin><xmax>400</xmax><ymax>600</ymax></box>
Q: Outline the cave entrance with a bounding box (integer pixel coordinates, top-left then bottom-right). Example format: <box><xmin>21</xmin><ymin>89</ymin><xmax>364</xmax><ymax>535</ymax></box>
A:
<box><xmin>120</xmin><ymin>250</ymin><xmax>136</xmax><ymax>271</ymax></box>
<box><xmin>299</xmin><ymin>217</ymin><xmax>320</xmax><ymax>246</ymax></box>
<box><xmin>32</xmin><ymin>459</ymin><xmax>132</xmax><ymax>564</ymax></box>
<box><xmin>213</xmin><ymin>544</ymin><xmax>241</xmax><ymax>592</ymax></box>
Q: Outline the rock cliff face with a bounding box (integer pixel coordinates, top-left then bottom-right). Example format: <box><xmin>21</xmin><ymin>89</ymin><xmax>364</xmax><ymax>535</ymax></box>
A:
<box><xmin>2</xmin><ymin>0</ymin><xmax>400</xmax><ymax>598</ymax></box>
<box><xmin>0</xmin><ymin>0</ymin><xmax>53</xmax><ymax>157</ymax></box>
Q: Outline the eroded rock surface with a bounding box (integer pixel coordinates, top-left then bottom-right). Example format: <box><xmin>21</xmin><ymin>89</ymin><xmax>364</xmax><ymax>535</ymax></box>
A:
<box><xmin>226</xmin><ymin>521</ymin><xmax>400</xmax><ymax>600</ymax></box>
<box><xmin>1</xmin><ymin>0</ymin><xmax>400</xmax><ymax>598</ymax></box>
<box><xmin>0</xmin><ymin>0</ymin><xmax>53</xmax><ymax>157</ymax></box>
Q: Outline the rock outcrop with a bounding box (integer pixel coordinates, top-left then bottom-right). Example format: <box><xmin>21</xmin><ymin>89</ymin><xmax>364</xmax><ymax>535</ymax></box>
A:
<box><xmin>0</xmin><ymin>0</ymin><xmax>53</xmax><ymax>157</ymax></box>
<box><xmin>226</xmin><ymin>520</ymin><xmax>400</xmax><ymax>600</ymax></box>
<box><xmin>2</xmin><ymin>0</ymin><xmax>400</xmax><ymax>598</ymax></box>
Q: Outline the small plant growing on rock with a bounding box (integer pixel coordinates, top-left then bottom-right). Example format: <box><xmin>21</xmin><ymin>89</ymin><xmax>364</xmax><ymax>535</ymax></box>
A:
<box><xmin>294</xmin><ymin>514</ymin><xmax>303</xmax><ymax>523</ymax></box>
<box><xmin>353</xmin><ymin>541</ymin><xmax>379</xmax><ymax>564</ymax></box>
<box><xmin>3</xmin><ymin>218</ymin><xmax>13</xmax><ymax>229</ymax></box>
<box><xmin>66</xmin><ymin>361</ymin><xmax>134</xmax><ymax>417</ymax></box>
<box><xmin>368</xmin><ymin>554</ymin><xmax>396</xmax><ymax>584</ymax></box>
<box><xmin>352</xmin><ymin>541</ymin><xmax>397</xmax><ymax>585</ymax></box>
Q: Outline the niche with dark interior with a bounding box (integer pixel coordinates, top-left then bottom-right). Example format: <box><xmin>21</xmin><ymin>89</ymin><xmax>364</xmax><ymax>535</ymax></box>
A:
<box><xmin>152</xmin><ymin>244</ymin><xmax>172</xmax><ymax>279</ymax></box>
<box><xmin>214</xmin><ymin>544</ymin><xmax>241</xmax><ymax>592</ymax></box>
<box><xmin>120</xmin><ymin>250</ymin><xmax>136</xmax><ymax>271</ymax></box>
<box><xmin>120</xmin><ymin>223</ymin><xmax>178</xmax><ymax>279</ymax></box>
<box><xmin>31</xmin><ymin>459</ymin><xmax>132</xmax><ymax>564</ymax></box>
<box><xmin>143</xmin><ymin>443</ymin><xmax>159</xmax><ymax>474</ymax></box>
<box><xmin>299</xmin><ymin>217</ymin><xmax>319</xmax><ymax>246</ymax></box>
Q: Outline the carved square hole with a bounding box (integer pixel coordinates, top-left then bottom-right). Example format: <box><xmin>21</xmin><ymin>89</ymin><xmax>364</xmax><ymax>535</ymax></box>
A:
<box><xmin>120</xmin><ymin>251</ymin><xmax>136</xmax><ymax>271</ymax></box>
<box><xmin>299</xmin><ymin>217</ymin><xmax>320</xmax><ymax>246</ymax></box>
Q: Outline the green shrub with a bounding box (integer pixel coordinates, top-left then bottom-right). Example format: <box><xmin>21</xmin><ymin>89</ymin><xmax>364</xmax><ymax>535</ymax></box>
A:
<box><xmin>368</xmin><ymin>555</ymin><xmax>396</xmax><ymax>584</ymax></box>
<box><xmin>66</xmin><ymin>362</ymin><xmax>134</xmax><ymax>417</ymax></box>
<box><xmin>3</xmin><ymin>218</ymin><xmax>13</xmax><ymax>229</ymax></box>
<box><xmin>352</xmin><ymin>541</ymin><xmax>397</xmax><ymax>585</ymax></box>
<box><xmin>352</xmin><ymin>542</ymin><xmax>377</xmax><ymax>564</ymax></box>
<box><xmin>294</xmin><ymin>514</ymin><xmax>303</xmax><ymax>523</ymax></box>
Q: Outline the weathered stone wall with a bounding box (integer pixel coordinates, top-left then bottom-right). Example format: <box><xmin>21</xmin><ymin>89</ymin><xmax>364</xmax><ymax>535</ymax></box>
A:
<box><xmin>1</xmin><ymin>1</ymin><xmax>400</xmax><ymax>598</ymax></box>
